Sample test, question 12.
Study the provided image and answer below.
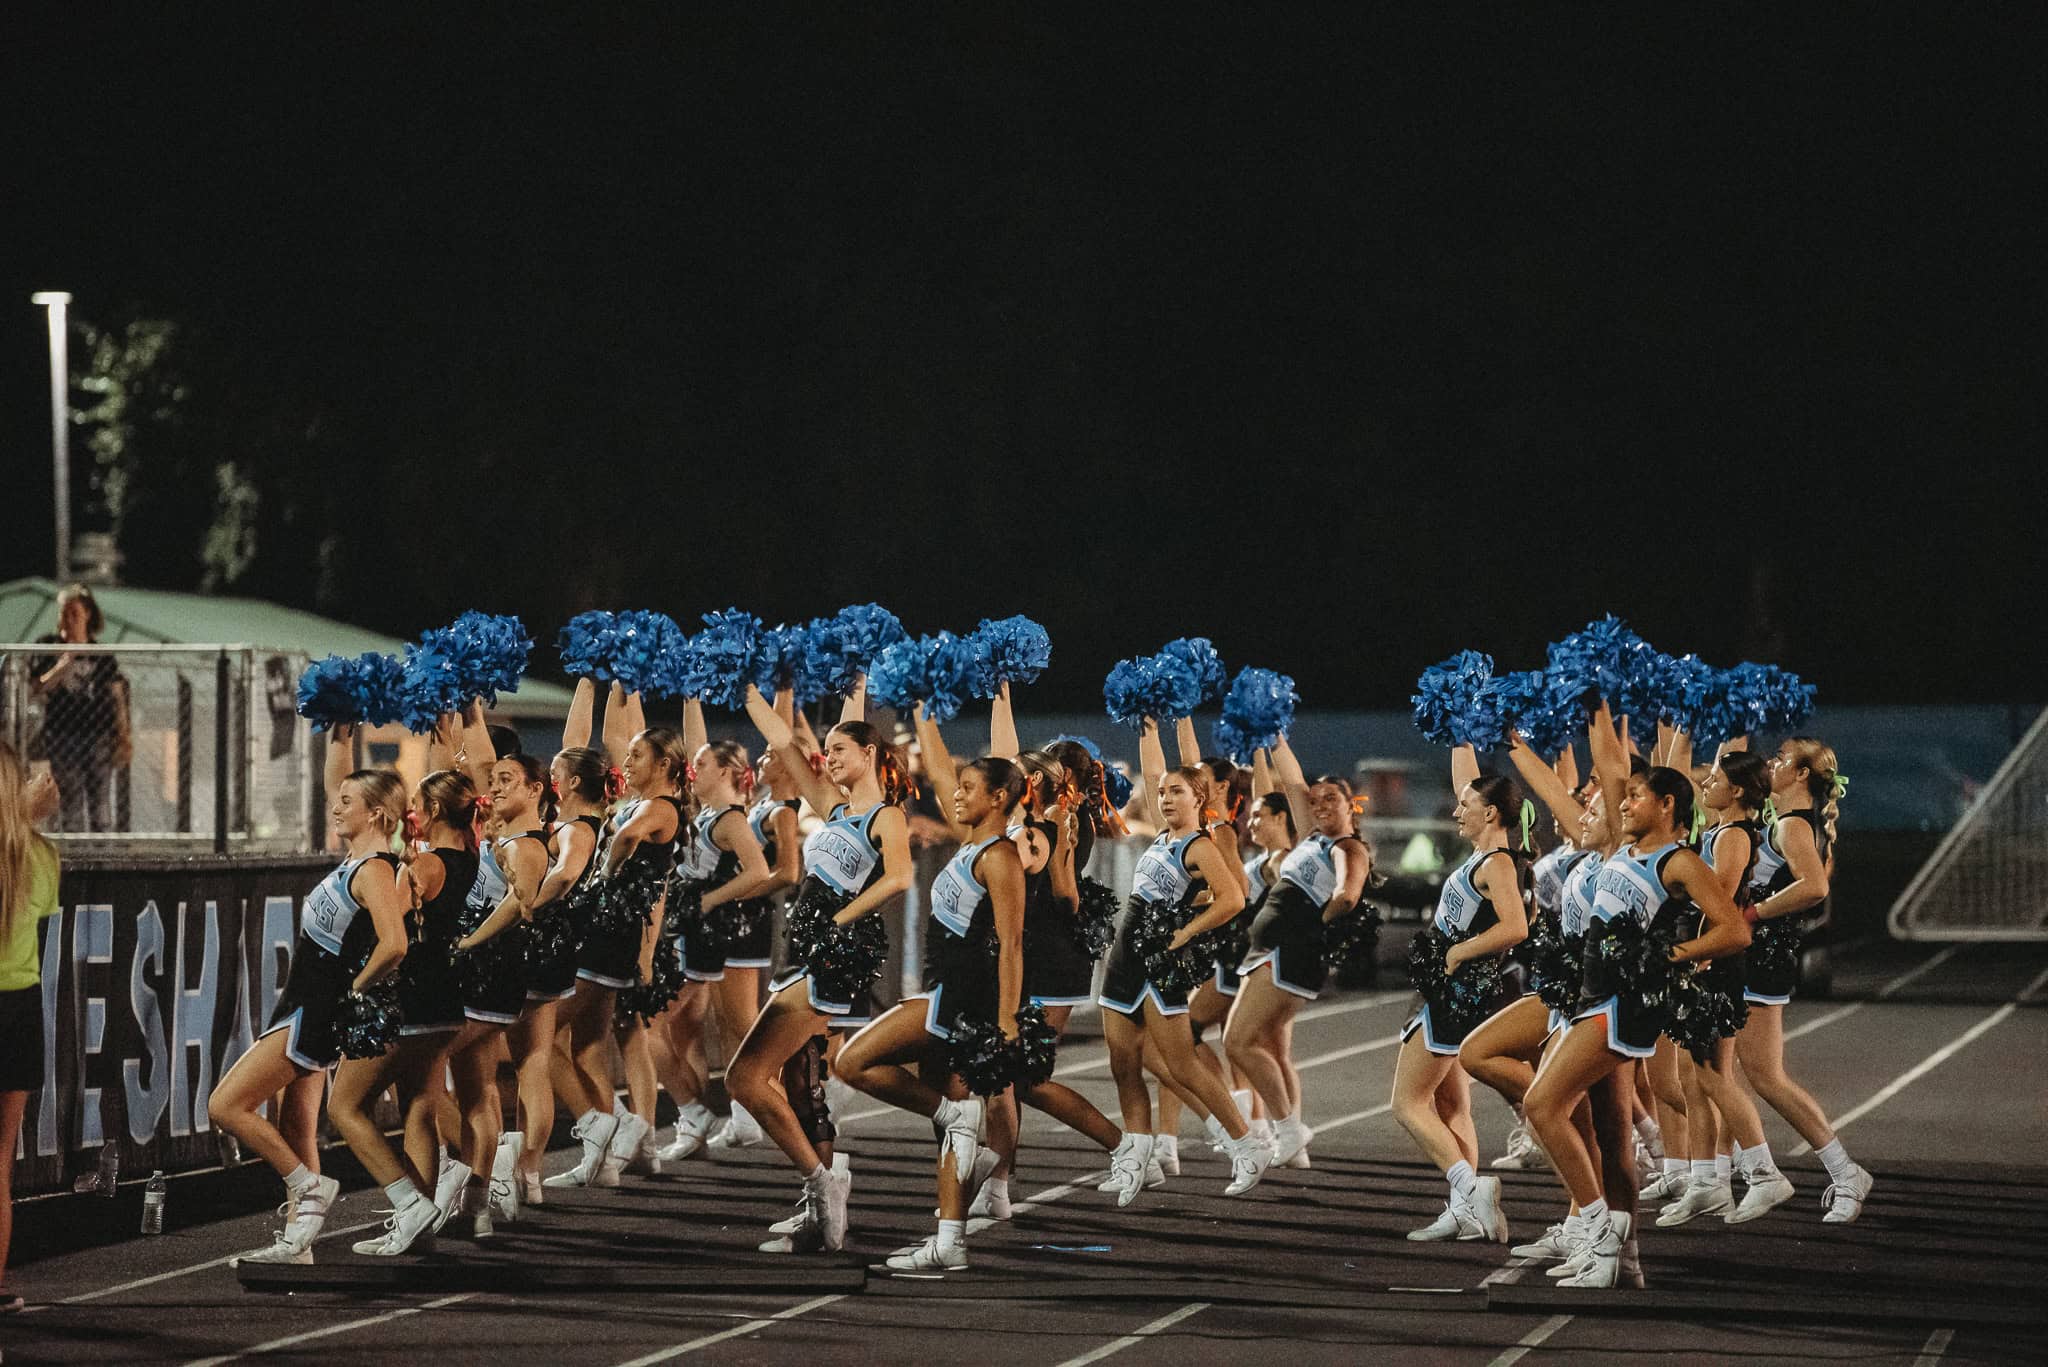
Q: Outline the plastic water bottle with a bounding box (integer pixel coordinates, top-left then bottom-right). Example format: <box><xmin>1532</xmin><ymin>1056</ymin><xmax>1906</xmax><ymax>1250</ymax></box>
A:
<box><xmin>96</xmin><ymin>1142</ymin><xmax>120</xmax><ymax>1197</ymax></box>
<box><xmin>141</xmin><ymin>1171</ymin><xmax>167</xmax><ymax>1235</ymax></box>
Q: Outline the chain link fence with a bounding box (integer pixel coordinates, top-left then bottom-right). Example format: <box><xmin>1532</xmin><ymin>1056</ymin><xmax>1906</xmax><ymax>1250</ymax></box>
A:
<box><xmin>1</xmin><ymin>644</ymin><xmax>315</xmax><ymax>852</ymax></box>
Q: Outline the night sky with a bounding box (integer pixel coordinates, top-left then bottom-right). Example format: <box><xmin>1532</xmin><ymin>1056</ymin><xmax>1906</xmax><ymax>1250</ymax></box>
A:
<box><xmin>5</xmin><ymin>9</ymin><xmax>2041</xmax><ymax>710</ymax></box>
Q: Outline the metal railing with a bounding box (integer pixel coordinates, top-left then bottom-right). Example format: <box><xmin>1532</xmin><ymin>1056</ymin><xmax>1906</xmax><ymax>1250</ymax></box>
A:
<box><xmin>1</xmin><ymin>644</ymin><xmax>315</xmax><ymax>854</ymax></box>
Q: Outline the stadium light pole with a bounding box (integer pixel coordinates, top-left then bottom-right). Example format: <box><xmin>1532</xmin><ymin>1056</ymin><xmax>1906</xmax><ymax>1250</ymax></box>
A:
<box><xmin>31</xmin><ymin>291</ymin><xmax>73</xmax><ymax>581</ymax></box>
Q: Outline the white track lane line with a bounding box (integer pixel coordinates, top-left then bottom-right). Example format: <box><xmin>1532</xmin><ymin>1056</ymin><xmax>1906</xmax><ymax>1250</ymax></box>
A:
<box><xmin>1911</xmin><ymin>1327</ymin><xmax>1955</xmax><ymax>1367</ymax></box>
<box><xmin>1877</xmin><ymin>943</ymin><xmax>1967</xmax><ymax>999</ymax></box>
<box><xmin>36</xmin><ymin>1215</ymin><xmax>388</xmax><ymax>1312</ymax></box>
<box><xmin>2016</xmin><ymin>961</ymin><xmax>2048</xmax><ymax>1005</ymax></box>
<box><xmin>1055</xmin><ymin>1300</ymin><xmax>1211</xmax><ymax>1366</ymax></box>
<box><xmin>1791</xmin><ymin>1002</ymin><xmax>2019</xmax><ymax>1154</ymax></box>
<box><xmin>1485</xmin><ymin>1313</ymin><xmax>1573</xmax><ymax>1367</ymax></box>
<box><xmin>611</xmin><ymin>1293</ymin><xmax>847</xmax><ymax>1366</ymax></box>
<box><xmin>1784</xmin><ymin>1001</ymin><xmax>1864</xmax><ymax>1040</ymax></box>
<box><xmin>182</xmin><ymin>1292</ymin><xmax>475</xmax><ymax>1367</ymax></box>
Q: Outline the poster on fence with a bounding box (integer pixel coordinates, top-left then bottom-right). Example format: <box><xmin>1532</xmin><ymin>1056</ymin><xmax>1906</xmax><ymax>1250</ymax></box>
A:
<box><xmin>14</xmin><ymin>855</ymin><xmax>333</xmax><ymax>1197</ymax></box>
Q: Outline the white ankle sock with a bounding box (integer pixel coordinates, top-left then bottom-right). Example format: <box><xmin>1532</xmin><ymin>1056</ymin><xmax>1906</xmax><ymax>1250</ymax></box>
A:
<box><xmin>936</xmin><ymin>1218</ymin><xmax>965</xmax><ymax>1251</ymax></box>
<box><xmin>1446</xmin><ymin>1160</ymin><xmax>1476</xmax><ymax>1197</ymax></box>
<box><xmin>804</xmin><ymin>1162</ymin><xmax>830</xmax><ymax>1188</ymax></box>
<box><xmin>680</xmin><ymin>1099</ymin><xmax>713</xmax><ymax>1126</ymax></box>
<box><xmin>1662</xmin><ymin>1157</ymin><xmax>1686</xmax><ymax>1177</ymax></box>
<box><xmin>1739</xmin><ymin>1141</ymin><xmax>1778</xmax><ymax>1177</ymax></box>
<box><xmin>385</xmin><ymin>1178</ymin><xmax>426</xmax><ymax>1209</ymax></box>
<box><xmin>1691</xmin><ymin>1159</ymin><xmax>1716</xmax><ymax>1184</ymax></box>
<box><xmin>933</xmin><ymin>1098</ymin><xmax>958</xmax><ymax>1128</ymax></box>
<box><xmin>1814</xmin><ymin>1138</ymin><xmax>1857</xmax><ymax>1184</ymax></box>
<box><xmin>1713</xmin><ymin>1153</ymin><xmax>1732</xmax><ymax>1180</ymax></box>
<box><xmin>985</xmin><ymin>1177</ymin><xmax>1008</xmax><ymax>1201</ymax></box>
<box><xmin>285</xmin><ymin>1164</ymin><xmax>316</xmax><ymax>1192</ymax></box>
<box><xmin>1581</xmin><ymin>1197</ymin><xmax>1609</xmax><ymax>1225</ymax></box>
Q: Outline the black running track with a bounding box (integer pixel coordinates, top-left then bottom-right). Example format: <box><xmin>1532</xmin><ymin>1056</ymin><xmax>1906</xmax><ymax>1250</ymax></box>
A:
<box><xmin>9</xmin><ymin>939</ymin><xmax>2047</xmax><ymax>1366</ymax></box>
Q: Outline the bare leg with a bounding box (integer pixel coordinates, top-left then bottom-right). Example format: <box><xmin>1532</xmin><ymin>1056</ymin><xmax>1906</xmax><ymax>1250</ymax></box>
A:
<box><xmin>1697</xmin><ymin>1036</ymin><xmax>1767</xmax><ymax>1149</ymax></box>
<box><xmin>1391</xmin><ymin>1037</ymin><xmax>1465</xmax><ymax>1172</ymax></box>
<box><xmin>1647</xmin><ymin>1036</ymin><xmax>1688</xmax><ymax>1161</ymax></box>
<box><xmin>330</xmin><ymin>1050</ymin><xmax>425</xmax><ymax>1191</ymax></box>
<box><xmin>1144</xmin><ymin>1000</ymin><xmax>1247</xmax><ymax>1138</ymax></box>
<box><xmin>1458</xmin><ymin>995</ymin><xmax>1550</xmax><ymax>1107</ymax></box>
<box><xmin>725</xmin><ymin>982</ymin><xmax>833</xmax><ymax>1175</ymax></box>
<box><xmin>1222</xmin><ymin>969</ymin><xmax>1302</xmax><ymax>1119</ymax></box>
<box><xmin>1103</xmin><ymin>1009</ymin><xmax>1154</xmax><ymax>1136</ymax></box>
<box><xmin>508</xmin><ymin>1000</ymin><xmax>558</xmax><ymax>1182</ymax></box>
<box><xmin>1523</xmin><ymin>1022</ymin><xmax>1628</xmax><ymax>1209</ymax></box>
<box><xmin>836</xmin><ymin>1003</ymin><xmax>948</xmax><ymax>1118</ymax></box>
<box><xmin>208</xmin><ymin>1034</ymin><xmax>318</xmax><ymax>1180</ymax></box>
<box><xmin>1436</xmin><ymin>1058</ymin><xmax>1478</xmax><ymax>1166</ymax></box>
<box><xmin>1734</xmin><ymin>1004</ymin><xmax>1839</xmax><ymax>1149</ymax></box>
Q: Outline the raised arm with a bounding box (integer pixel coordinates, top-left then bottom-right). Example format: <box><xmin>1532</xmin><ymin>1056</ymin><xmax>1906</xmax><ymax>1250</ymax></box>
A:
<box><xmin>1506</xmin><ymin>734</ymin><xmax>1587</xmax><ymax>831</ymax></box>
<box><xmin>428</xmin><ymin>713</ymin><xmax>460</xmax><ymax>772</ymax></box>
<box><xmin>913</xmin><ymin>703</ymin><xmax>974</xmax><ymax>843</ymax></box>
<box><xmin>839</xmin><ymin>674</ymin><xmax>866</xmax><ymax>726</ymax></box>
<box><xmin>1137</xmin><ymin>716</ymin><xmax>1168</xmax><ymax>832</ymax></box>
<box><xmin>745</xmin><ymin>684</ymin><xmax>844</xmax><ymax>817</ymax></box>
<box><xmin>562</xmin><ymin>676</ymin><xmax>596</xmax><ymax>751</ymax></box>
<box><xmin>601</xmin><ymin>682</ymin><xmax>633</xmax><ymax>765</ymax></box>
<box><xmin>1270</xmin><ymin>734</ymin><xmax>1316</xmax><ymax>846</ymax></box>
<box><xmin>1554</xmin><ymin>744</ymin><xmax>1580</xmax><ymax>794</ymax></box>
<box><xmin>1666</xmin><ymin>727</ymin><xmax>1694</xmax><ymax>777</ymax></box>
<box><xmin>988</xmin><ymin>681</ymin><xmax>1020</xmax><ymax>760</ymax></box>
<box><xmin>1251</xmin><ymin>748</ymin><xmax>1274</xmax><ymax>800</ymax></box>
<box><xmin>1586</xmin><ymin>701</ymin><xmax>1629</xmax><ymax>850</ymax></box>
<box><xmin>324</xmin><ymin>724</ymin><xmax>356</xmax><ymax>808</ymax></box>
<box><xmin>458</xmin><ymin>699</ymin><xmax>499</xmax><ymax>794</ymax></box>
<box><xmin>682</xmin><ymin>697</ymin><xmax>708</xmax><ymax>756</ymax></box>
<box><xmin>1452</xmin><ymin>742</ymin><xmax>1481</xmax><ymax>799</ymax></box>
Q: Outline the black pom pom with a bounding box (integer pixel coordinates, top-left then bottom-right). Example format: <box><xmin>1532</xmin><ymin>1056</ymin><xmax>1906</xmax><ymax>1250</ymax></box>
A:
<box><xmin>1581</xmin><ymin>915</ymin><xmax>1688</xmax><ymax>1012</ymax></box>
<box><xmin>588</xmin><ymin>860</ymin><xmax>664</xmax><ymax>939</ymax></box>
<box><xmin>336</xmin><ymin>979</ymin><xmax>401</xmax><ymax>1059</ymax></box>
<box><xmin>452</xmin><ymin>909</ymin><xmax>526</xmax><ymax>1008</ymax></box>
<box><xmin>524</xmin><ymin>903</ymin><xmax>580</xmax><ymax>981</ymax></box>
<box><xmin>1014</xmin><ymin>1004</ymin><xmax>1058</xmax><ymax>1088</ymax></box>
<box><xmin>1746</xmin><ymin>918</ymin><xmax>1802</xmax><ymax>988</ymax></box>
<box><xmin>1321</xmin><ymin>905</ymin><xmax>1383</xmax><ymax>970</ymax></box>
<box><xmin>1072</xmin><ymin>877</ymin><xmax>1120</xmax><ymax>962</ymax></box>
<box><xmin>1124</xmin><ymin>897</ymin><xmax>1204</xmax><ymax>996</ymax></box>
<box><xmin>1405</xmin><ymin>926</ymin><xmax>1506</xmax><ymax>1039</ymax></box>
<box><xmin>615</xmin><ymin>941</ymin><xmax>685</xmax><ymax>1026</ymax></box>
<box><xmin>785</xmin><ymin>882</ymin><xmax>886</xmax><ymax>1006</ymax></box>
<box><xmin>946</xmin><ymin>1017</ymin><xmax>1020</xmax><ymax>1097</ymax></box>
<box><xmin>1194</xmin><ymin>914</ymin><xmax>1252</xmax><ymax>979</ymax></box>
<box><xmin>662</xmin><ymin>875</ymin><xmax>706</xmax><ymax>940</ymax></box>
<box><xmin>1524</xmin><ymin>924</ymin><xmax>1585</xmax><ymax>1014</ymax></box>
<box><xmin>1666</xmin><ymin>977</ymin><xmax>1750</xmax><ymax>1063</ymax></box>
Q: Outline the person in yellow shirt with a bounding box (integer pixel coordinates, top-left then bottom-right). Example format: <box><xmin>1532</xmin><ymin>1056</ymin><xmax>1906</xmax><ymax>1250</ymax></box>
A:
<box><xmin>1</xmin><ymin>741</ymin><xmax>62</xmax><ymax>1314</ymax></box>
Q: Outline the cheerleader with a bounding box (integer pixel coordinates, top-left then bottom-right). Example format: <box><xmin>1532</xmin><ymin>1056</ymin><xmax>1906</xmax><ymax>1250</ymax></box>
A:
<box><xmin>1657</xmin><ymin>747</ymin><xmax>1786</xmax><ymax>1226</ymax></box>
<box><xmin>1224</xmin><ymin>737</ymin><xmax>1374</xmax><ymax>1171</ymax></box>
<box><xmin>836</xmin><ymin>741</ymin><xmax>1030</xmax><ymax>1272</ymax></box>
<box><xmin>1520</xmin><ymin>766</ymin><xmax>1749</xmax><ymax>1288</ymax></box>
<box><xmin>1234</xmin><ymin>778</ymin><xmax>1301</xmax><ymax>1141</ymax></box>
<box><xmin>323</xmin><ymin>767</ymin><xmax>483</xmax><ymax>1256</ymax></box>
<box><xmin>1393</xmin><ymin>749</ymin><xmax>1529</xmax><ymax>1244</ymax></box>
<box><xmin>442</xmin><ymin>748</ymin><xmax>556</xmax><ymax>1233</ymax></box>
<box><xmin>728</xmin><ymin>684</ymin><xmax>914</xmax><ymax>1252</ymax></box>
<box><xmin>213</xmin><ymin>727</ymin><xmax>408</xmax><ymax>1265</ymax></box>
<box><xmin>650</xmin><ymin>701</ymin><xmax>774</xmax><ymax>1158</ymax></box>
<box><xmin>1096</xmin><ymin>717</ymin><xmax>1266</xmax><ymax>1203</ymax></box>
<box><xmin>1732</xmin><ymin>737</ymin><xmax>1871</xmax><ymax>1223</ymax></box>
<box><xmin>922</xmin><ymin>697</ymin><xmax>1123</xmax><ymax>1220</ymax></box>
<box><xmin>545</xmin><ymin>718</ymin><xmax>688</xmax><ymax>1188</ymax></box>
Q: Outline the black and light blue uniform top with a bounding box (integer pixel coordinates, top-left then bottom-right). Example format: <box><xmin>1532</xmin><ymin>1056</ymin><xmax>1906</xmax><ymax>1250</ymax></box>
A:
<box><xmin>1432</xmin><ymin>848</ymin><xmax>1508</xmax><ymax>937</ymax></box>
<box><xmin>1278</xmin><ymin>831</ymin><xmax>1353</xmax><ymax>908</ymax></box>
<box><xmin>301</xmin><ymin>853</ymin><xmax>394</xmax><ymax>960</ymax></box>
<box><xmin>1698</xmin><ymin>819</ymin><xmax>1762</xmax><ymax>906</ymax></box>
<box><xmin>929</xmin><ymin>836</ymin><xmax>1002</xmax><ymax>938</ymax></box>
<box><xmin>1557</xmin><ymin>851</ymin><xmax>1602</xmax><ymax>939</ymax></box>
<box><xmin>1589</xmin><ymin>842</ymin><xmax>1687</xmax><ymax>935</ymax></box>
<box><xmin>608</xmin><ymin>797</ymin><xmax>683</xmax><ymax>871</ymax></box>
<box><xmin>1532</xmin><ymin>843</ymin><xmax>1581</xmax><ymax>918</ymax></box>
<box><xmin>804</xmin><ymin>803</ymin><xmax>888</xmax><ymax>897</ymax></box>
<box><xmin>675</xmin><ymin>804</ymin><xmax>743</xmax><ymax>882</ymax></box>
<box><xmin>1131</xmin><ymin>830</ymin><xmax>1206</xmax><ymax>908</ymax></box>
<box><xmin>1749</xmin><ymin>810</ymin><xmax>1829</xmax><ymax>903</ymax></box>
<box><xmin>748</xmin><ymin>796</ymin><xmax>798</xmax><ymax>866</ymax></box>
<box><xmin>468</xmin><ymin>829</ymin><xmax>548</xmax><ymax>917</ymax></box>
<box><xmin>1243</xmin><ymin>851</ymin><xmax>1279</xmax><ymax>909</ymax></box>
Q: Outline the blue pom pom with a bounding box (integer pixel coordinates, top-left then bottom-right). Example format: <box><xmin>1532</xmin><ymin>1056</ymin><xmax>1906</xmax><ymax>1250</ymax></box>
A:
<box><xmin>1497</xmin><ymin>666</ymin><xmax>1586</xmax><ymax>759</ymax></box>
<box><xmin>867</xmin><ymin>635</ymin><xmax>932</xmax><ymax>715</ymax></box>
<box><xmin>804</xmin><ymin>604</ymin><xmax>908</xmax><ymax>697</ymax></box>
<box><xmin>558</xmin><ymin>611</ymin><xmax>618</xmax><ymax>680</ymax></box>
<box><xmin>971</xmin><ymin>614</ymin><xmax>1051</xmax><ymax>692</ymax></box>
<box><xmin>753</xmin><ymin>623</ymin><xmax>828</xmax><ymax>706</ymax></box>
<box><xmin>1103</xmin><ymin>652</ymin><xmax>1203</xmax><ymax>729</ymax></box>
<box><xmin>923</xmin><ymin>632</ymin><xmax>990</xmax><ymax>723</ymax></box>
<box><xmin>398</xmin><ymin>641</ymin><xmax>465</xmax><ymax>733</ymax></box>
<box><xmin>608</xmin><ymin>611</ymin><xmax>688</xmax><ymax>696</ymax></box>
<box><xmin>1545</xmin><ymin>615</ymin><xmax>1650</xmax><ymax>707</ymax></box>
<box><xmin>1218</xmin><ymin>666</ymin><xmax>1298</xmax><ymax>752</ymax></box>
<box><xmin>1615</xmin><ymin>647</ymin><xmax>1674</xmax><ymax>722</ymax></box>
<box><xmin>683</xmin><ymin>608</ymin><xmax>763</xmax><ymax>709</ymax></box>
<box><xmin>1160</xmin><ymin>637</ymin><xmax>1228</xmax><ymax>705</ymax></box>
<box><xmin>298</xmin><ymin>653</ymin><xmax>406</xmax><ymax>730</ymax></box>
<box><xmin>1411</xmin><ymin>650</ymin><xmax>1506</xmax><ymax>749</ymax></box>
<box><xmin>437</xmin><ymin>611</ymin><xmax>531</xmax><ymax>704</ymax></box>
<box><xmin>1655</xmin><ymin>653</ymin><xmax>1720</xmax><ymax>736</ymax></box>
<box><xmin>1755</xmin><ymin>664</ymin><xmax>1817</xmax><ymax>732</ymax></box>
<box><xmin>1210</xmin><ymin>716</ymin><xmax>1257</xmax><ymax>764</ymax></box>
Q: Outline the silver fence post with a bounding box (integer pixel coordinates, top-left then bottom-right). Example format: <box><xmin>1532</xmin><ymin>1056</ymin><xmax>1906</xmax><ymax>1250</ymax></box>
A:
<box><xmin>214</xmin><ymin>651</ymin><xmax>230</xmax><ymax>855</ymax></box>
